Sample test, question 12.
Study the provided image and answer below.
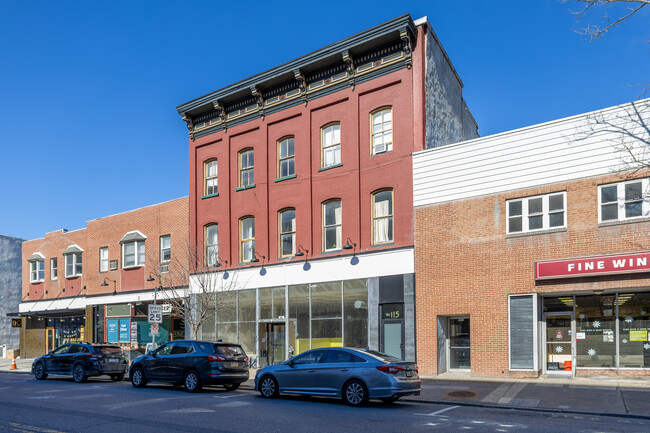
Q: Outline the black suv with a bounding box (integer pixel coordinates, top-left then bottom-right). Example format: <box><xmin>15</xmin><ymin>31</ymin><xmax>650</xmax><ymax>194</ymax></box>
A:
<box><xmin>129</xmin><ymin>340</ymin><xmax>249</xmax><ymax>393</ymax></box>
<box><xmin>32</xmin><ymin>342</ymin><xmax>129</xmax><ymax>383</ymax></box>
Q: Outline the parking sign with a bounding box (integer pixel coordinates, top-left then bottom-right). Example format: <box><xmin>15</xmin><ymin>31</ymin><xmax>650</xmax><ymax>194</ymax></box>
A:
<box><xmin>148</xmin><ymin>304</ymin><xmax>163</xmax><ymax>323</ymax></box>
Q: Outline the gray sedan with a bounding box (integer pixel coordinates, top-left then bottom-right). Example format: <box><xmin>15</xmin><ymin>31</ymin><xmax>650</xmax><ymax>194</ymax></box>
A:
<box><xmin>254</xmin><ymin>347</ymin><xmax>420</xmax><ymax>406</ymax></box>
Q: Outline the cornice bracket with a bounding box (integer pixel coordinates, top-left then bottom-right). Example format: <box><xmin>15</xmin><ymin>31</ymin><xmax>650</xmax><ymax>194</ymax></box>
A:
<box><xmin>181</xmin><ymin>113</ymin><xmax>195</xmax><ymax>141</ymax></box>
<box><xmin>294</xmin><ymin>69</ymin><xmax>308</xmax><ymax>106</ymax></box>
<box><xmin>342</xmin><ymin>50</ymin><xmax>355</xmax><ymax>90</ymax></box>
<box><xmin>251</xmin><ymin>86</ymin><xmax>265</xmax><ymax>120</ymax></box>
<box><xmin>213</xmin><ymin>101</ymin><xmax>227</xmax><ymax>132</ymax></box>
<box><xmin>400</xmin><ymin>27</ymin><xmax>412</xmax><ymax>69</ymax></box>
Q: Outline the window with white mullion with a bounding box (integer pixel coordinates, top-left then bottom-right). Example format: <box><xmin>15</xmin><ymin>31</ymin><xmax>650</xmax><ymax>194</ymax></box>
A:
<box><xmin>64</xmin><ymin>253</ymin><xmax>82</xmax><ymax>277</ymax></box>
<box><xmin>599</xmin><ymin>179</ymin><xmax>650</xmax><ymax>222</ymax></box>
<box><xmin>122</xmin><ymin>241</ymin><xmax>145</xmax><ymax>268</ymax></box>
<box><xmin>30</xmin><ymin>260</ymin><xmax>44</xmax><ymax>282</ymax></box>
<box><xmin>506</xmin><ymin>192</ymin><xmax>566</xmax><ymax>234</ymax></box>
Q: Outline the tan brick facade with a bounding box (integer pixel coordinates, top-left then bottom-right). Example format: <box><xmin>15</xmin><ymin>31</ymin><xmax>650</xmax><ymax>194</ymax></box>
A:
<box><xmin>415</xmin><ymin>172</ymin><xmax>650</xmax><ymax>377</ymax></box>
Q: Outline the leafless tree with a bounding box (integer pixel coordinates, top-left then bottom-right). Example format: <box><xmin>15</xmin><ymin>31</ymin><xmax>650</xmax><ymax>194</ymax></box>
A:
<box><xmin>566</xmin><ymin>0</ymin><xmax>649</xmax><ymax>42</ymax></box>
<box><xmin>146</xmin><ymin>241</ymin><xmax>244</xmax><ymax>340</ymax></box>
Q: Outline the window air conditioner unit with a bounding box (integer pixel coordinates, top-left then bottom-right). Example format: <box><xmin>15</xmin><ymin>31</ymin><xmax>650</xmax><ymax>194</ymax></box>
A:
<box><xmin>374</xmin><ymin>142</ymin><xmax>386</xmax><ymax>154</ymax></box>
<box><xmin>109</xmin><ymin>260</ymin><xmax>118</xmax><ymax>271</ymax></box>
<box><xmin>160</xmin><ymin>264</ymin><xmax>169</xmax><ymax>273</ymax></box>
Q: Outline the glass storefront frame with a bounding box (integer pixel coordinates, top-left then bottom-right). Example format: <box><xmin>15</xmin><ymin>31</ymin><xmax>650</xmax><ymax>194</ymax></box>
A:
<box><xmin>542</xmin><ymin>292</ymin><xmax>650</xmax><ymax>371</ymax></box>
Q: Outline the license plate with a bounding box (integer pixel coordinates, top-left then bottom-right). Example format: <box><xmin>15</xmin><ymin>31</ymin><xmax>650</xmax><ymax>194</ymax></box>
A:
<box><xmin>108</xmin><ymin>358</ymin><xmax>118</xmax><ymax>363</ymax></box>
<box><xmin>406</xmin><ymin>370</ymin><xmax>414</xmax><ymax>377</ymax></box>
<box><xmin>228</xmin><ymin>362</ymin><xmax>241</xmax><ymax>368</ymax></box>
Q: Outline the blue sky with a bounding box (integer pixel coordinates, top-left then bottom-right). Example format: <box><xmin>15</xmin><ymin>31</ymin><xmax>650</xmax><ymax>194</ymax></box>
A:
<box><xmin>1</xmin><ymin>1</ymin><xmax>648</xmax><ymax>240</ymax></box>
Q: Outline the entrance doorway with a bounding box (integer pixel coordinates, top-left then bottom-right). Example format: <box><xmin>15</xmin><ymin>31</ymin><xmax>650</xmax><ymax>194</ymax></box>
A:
<box><xmin>448</xmin><ymin>317</ymin><xmax>470</xmax><ymax>370</ymax></box>
<box><xmin>380</xmin><ymin>303</ymin><xmax>404</xmax><ymax>359</ymax></box>
<box><xmin>259</xmin><ymin>322</ymin><xmax>286</xmax><ymax>367</ymax></box>
<box><xmin>46</xmin><ymin>327</ymin><xmax>55</xmax><ymax>352</ymax></box>
<box><xmin>544</xmin><ymin>312</ymin><xmax>574</xmax><ymax>375</ymax></box>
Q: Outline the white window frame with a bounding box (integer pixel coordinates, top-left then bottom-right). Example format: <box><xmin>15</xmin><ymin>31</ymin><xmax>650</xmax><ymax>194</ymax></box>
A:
<box><xmin>50</xmin><ymin>258</ymin><xmax>57</xmax><ymax>280</ymax></box>
<box><xmin>321</xmin><ymin>123</ymin><xmax>341</xmax><ymax>168</ymax></box>
<box><xmin>204</xmin><ymin>159</ymin><xmax>218</xmax><ymax>196</ymax></box>
<box><xmin>65</xmin><ymin>253</ymin><xmax>82</xmax><ymax>278</ymax></box>
<box><xmin>371</xmin><ymin>108</ymin><xmax>393</xmax><ymax>155</ymax></box>
<box><xmin>239</xmin><ymin>149</ymin><xmax>254</xmax><ymax>188</ymax></box>
<box><xmin>598</xmin><ymin>178</ymin><xmax>650</xmax><ymax>223</ymax></box>
<box><xmin>506</xmin><ymin>191</ymin><xmax>567</xmax><ymax>234</ymax></box>
<box><xmin>100</xmin><ymin>247</ymin><xmax>109</xmax><ymax>272</ymax></box>
<box><xmin>279</xmin><ymin>208</ymin><xmax>296</xmax><ymax>257</ymax></box>
<box><xmin>122</xmin><ymin>240</ymin><xmax>145</xmax><ymax>268</ymax></box>
<box><xmin>205</xmin><ymin>225</ymin><xmax>218</xmax><ymax>267</ymax></box>
<box><xmin>30</xmin><ymin>260</ymin><xmax>45</xmax><ymax>283</ymax></box>
<box><xmin>372</xmin><ymin>189</ymin><xmax>394</xmax><ymax>245</ymax></box>
<box><xmin>278</xmin><ymin>136</ymin><xmax>295</xmax><ymax>178</ymax></box>
<box><xmin>507</xmin><ymin>294</ymin><xmax>539</xmax><ymax>372</ymax></box>
<box><xmin>160</xmin><ymin>235</ymin><xmax>171</xmax><ymax>263</ymax></box>
<box><xmin>240</xmin><ymin>217</ymin><xmax>255</xmax><ymax>263</ymax></box>
<box><xmin>322</xmin><ymin>200</ymin><xmax>342</xmax><ymax>252</ymax></box>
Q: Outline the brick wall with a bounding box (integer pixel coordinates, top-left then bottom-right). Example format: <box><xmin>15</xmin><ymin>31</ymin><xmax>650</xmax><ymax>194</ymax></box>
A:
<box><xmin>415</xmin><ymin>172</ymin><xmax>650</xmax><ymax>376</ymax></box>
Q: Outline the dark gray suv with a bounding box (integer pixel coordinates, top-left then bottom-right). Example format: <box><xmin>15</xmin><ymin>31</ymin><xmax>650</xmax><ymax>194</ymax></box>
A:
<box><xmin>32</xmin><ymin>343</ymin><xmax>128</xmax><ymax>383</ymax></box>
<box><xmin>129</xmin><ymin>340</ymin><xmax>249</xmax><ymax>393</ymax></box>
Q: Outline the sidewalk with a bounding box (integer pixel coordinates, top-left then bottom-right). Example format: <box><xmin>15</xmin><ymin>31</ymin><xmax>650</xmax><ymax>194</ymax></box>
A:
<box><xmin>3</xmin><ymin>359</ymin><xmax>650</xmax><ymax>419</ymax></box>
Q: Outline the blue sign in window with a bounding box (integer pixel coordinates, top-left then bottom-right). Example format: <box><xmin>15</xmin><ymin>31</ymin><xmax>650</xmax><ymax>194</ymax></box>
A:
<box><xmin>119</xmin><ymin>319</ymin><xmax>130</xmax><ymax>342</ymax></box>
<box><xmin>107</xmin><ymin>319</ymin><xmax>118</xmax><ymax>343</ymax></box>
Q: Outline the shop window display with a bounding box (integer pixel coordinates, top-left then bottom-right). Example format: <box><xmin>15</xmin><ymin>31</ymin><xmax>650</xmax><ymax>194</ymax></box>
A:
<box><xmin>576</xmin><ymin>295</ymin><xmax>617</xmax><ymax>368</ymax></box>
<box><xmin>289</xmin><ymin>285</ymin><xmax>310</xmax><ymax>354</ymax></box>
<box><xmin>618</xmin><ymin>293</ymin><xmax>650</xmax><ymax>368</ymax></box>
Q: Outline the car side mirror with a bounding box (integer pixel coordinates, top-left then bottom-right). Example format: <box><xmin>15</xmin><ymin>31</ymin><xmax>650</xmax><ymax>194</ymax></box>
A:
<box><xmin>286</xmin><ymin>359</ymin><xmax>294</xmax><ymax>367</ymax></box>
<box><xmin>148</xmin><ymin>351</ymin><xmax>156</xmax><ymax>357</ymax></box>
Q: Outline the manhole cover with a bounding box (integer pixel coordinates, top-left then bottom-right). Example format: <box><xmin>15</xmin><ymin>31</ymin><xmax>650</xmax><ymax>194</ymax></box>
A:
<box><xmin>445</xmin><ymin>390</ymin><xmax>479</xmax><ymax>399</ymax></box>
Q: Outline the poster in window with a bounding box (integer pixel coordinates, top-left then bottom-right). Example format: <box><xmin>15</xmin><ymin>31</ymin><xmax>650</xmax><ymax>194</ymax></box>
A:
<box><xmin>107</xmin><ymin>318</ymin><xmax>118</xmax><ymax>343</ymax></box>
<box><xmin>602</xmin><ymin>329</ymin><xmax>614</xmax><ymax>343</ymax></box>
<box><xmin>119</xmin><ymin>318</ymin><xmax>130</xmax><ymax>342</ymax></box>
<box><xmin>630</xmin><ymin>330</ymin><xmax>648</xmax><ymax>341</ymax></box>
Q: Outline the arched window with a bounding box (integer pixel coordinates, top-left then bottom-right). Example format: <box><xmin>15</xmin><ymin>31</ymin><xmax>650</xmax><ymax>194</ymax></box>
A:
<box><xmin>322</xmin><ymin>200</ymin><xmax>342</xmax><ymax>251</ymax></box>
<box><xmin>205</xmin><ymin>224</ymin><xmax>218</xmax><ymax>267</ymax></box>
<box><xmin>238</xmin><ymin>149</ymin><xmax>254</xmax><ymax>188</ymax></box>
<box><xmin>277</xmin><ymin>136</ymin><xmax>295</xmax><ymax>178</ymax></box>
<box><xmin>321</xmin><ymin>123</ymin><xmax>341</xmax><ymax>168</ymax></box>
<box><xmin>240</xmin><ymin>217</ymin><xmax>255</xmax><ymax>262</ymax></box>
<box><xmin>204</xmin><ymin>159</ymin><xmax>218</xmax><ymax>196</ymax></box>
<box><xmin>372</xmin><ymin>189</ymin><xmax>393</xmax><ymax>244</ymax></box>
<box><xmin>279</xmin><ymin>208</ymin><xmax>296</xmax><ymax>257</ymax></box>
<box><xmin>371</xmin><ymin>107</ymin><xmax>393</xmax><ymax>155</ymax></box>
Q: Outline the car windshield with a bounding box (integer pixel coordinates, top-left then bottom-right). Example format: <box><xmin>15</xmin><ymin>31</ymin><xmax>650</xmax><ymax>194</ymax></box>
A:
<box><xmin>96</xmin><ymin>346</ymin><xmax>122</xmax><ymax>355</ymax></box>
<box><xmin>361</xmin><ymin>349</ymin><xmax>402</xmax><ymax>363</ymax></box>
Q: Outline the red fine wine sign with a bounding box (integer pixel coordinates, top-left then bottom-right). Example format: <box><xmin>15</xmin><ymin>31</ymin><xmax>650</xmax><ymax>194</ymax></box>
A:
<box><xmin>536</xmin><ymin>251</ymin><xmax>650</xmax><ymax>280</ymax></box>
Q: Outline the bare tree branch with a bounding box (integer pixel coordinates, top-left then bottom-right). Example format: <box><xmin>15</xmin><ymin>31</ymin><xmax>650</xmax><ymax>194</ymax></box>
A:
<box><xmin>567</xmin><ymin>0</ymin><xmax>649</xmax><ymax>42</ymax></box>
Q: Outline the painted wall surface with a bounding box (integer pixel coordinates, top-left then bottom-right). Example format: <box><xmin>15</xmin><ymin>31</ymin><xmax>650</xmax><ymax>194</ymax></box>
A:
<box><xmin>0</xmin><ymin>235</ymin><xmax>23</xmax><ymax>351</ymax></box>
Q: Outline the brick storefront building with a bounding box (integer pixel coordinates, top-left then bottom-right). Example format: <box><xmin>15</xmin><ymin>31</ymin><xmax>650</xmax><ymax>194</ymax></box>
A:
<box><xmin>413</xmin><ymin>100</ymin><xmax>650</xmax><ymax>377</ymax></box>
<box><xmin>18</xmin><ymin>197</ymin><xmax>188</xmax><ymax>358</ymax></box>
<box><xmin>176</xmin><ymin>15</ymin><xmax>477</xmax><ymax>367</ymax></box>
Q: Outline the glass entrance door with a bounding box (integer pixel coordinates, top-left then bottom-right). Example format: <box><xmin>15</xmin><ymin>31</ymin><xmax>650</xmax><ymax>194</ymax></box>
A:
<box><xmin>545</xmin><ymin>313</ymin><xmax>574</xmax><ymax>374</ymax></box>
<box><xmin>259</xmin><ymin>322</ymin><xmax>286</xmax><ymax>367</ymax></box>
<box><xmin>46</xmin><ymin>327</ymin><xmax>55</xmax><ymax>352</ymax></box>
<box><xmin>448</xmin><ymin>317</ymin><xmax>470</xmax><ymax>370</ymax></box>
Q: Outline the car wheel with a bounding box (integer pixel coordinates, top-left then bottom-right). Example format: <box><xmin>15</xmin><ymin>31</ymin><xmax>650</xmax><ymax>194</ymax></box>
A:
<box><xmin>223</xmin><ymin>383</ymin><xmax>240</xmax><ymax>391</ymax></box>
<box><xmin>380</xmin><ymin>396</ymin><xmax>400</xmax><ymax>403</ymax></box>
<box><xmin>34</xmin><ymin>362</ymin><xmax>48</xmax><ymax>380</ymax></box>
<box><xmin>183</xmin><ymin>370</ymin><xmax>202</xmax><ymax>393</ymax></box>
<box><xmin>131</xmin><ymin>367</ymin><xmax>147</xmax><ymax>388</ymax></box>
<box><xmin>343</xmin><ymin>380</ymin><xmax>368</xmax><ymax>407</ymax></box>
<box><xmin>72</xmin><ymin>364</ymin><xmax>87</xmax><ymax>383</ymax></box>
<box><xmin>110</xmin><ymin>373</ymin><xmax>125</xmax><ymax>382</ymax></box>
<box><xmin>259</xmin><ymin>375</ymin><xmax>278</xmax><ymax>399</ymax></box>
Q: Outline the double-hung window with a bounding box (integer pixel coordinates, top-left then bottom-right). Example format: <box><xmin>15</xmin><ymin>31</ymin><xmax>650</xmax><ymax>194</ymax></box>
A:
<box><xmin>100</xmin><ymin>247</ymin><xmax>109</xmax><ymax>272</ymax></box>
<box><xmin>372</xmin><ymin>189</ymin><xmax>393</xmax><ymax>244</ymax></box>
<box><xmin>204</xmin><ymin>159</ymin><xmax>218</xmax><ymax>196</ymax></box>
<box><xmin>160</xmin><ymin>235</ymin><xmax>171</xmax><ymax>263</ymax></box>
<box><xmin>599</xmin><ymin>179</ymin><xmax>650</xmax><ymax>222</ymax></box>
<box><xmin>322</xmin><ymin>123</ymin><xmax>341</xmax><ymax>168</ymax></box>
<box><xmin>120</xmin><ymin>231</ymin><xmax>146</xmax><ymax>268</ymax></box>
<box><xmin>506</xmin><ymin>192</ymin><xmax>566</xmax><ymax>234</ymax></box>
<box><xmin>205</xmin><ymin>225</ymin><xmax>218</xmax><ymax>267</ymax></box>
<box><xmin>50</xmin><ymin>258</ymin><xmax>57</xmax><ymax>280</ymax></box>
<box><xmin>371</xmin><ymin>108</ymin><xmax>393</xmax><ymax>155</ymax></box>
<box><xmin>278</xmin><ymin>137</ymin><xmax>295</xmax><ymax>178</ymax></box>
<box><xmin>239</xmin><ymin>149</ymin><xmax>254</xmax><ymax>188</ymax></box>
<box><xmin>65</xmin><ymin>253</ymin><xmax>82</xmax><ymax>277</ymax></box>
<box><xmin>279</xmin><ymin>209</ymin><xmax>296</xmax><ymax>257</ymax></box>
<box><xmin>323</xmin><ymin>200</ymin><xmax>342</xmax><ymax>251</ymax></box>
<box><xmin>240</xmin><ymin>217</ymin><xmax>255</xmax><ymax>263</ymax></box>
<box><xmin>30</xmin><ymin>260</ymin><xmax>45</xmax><ymax>283</ymax></box>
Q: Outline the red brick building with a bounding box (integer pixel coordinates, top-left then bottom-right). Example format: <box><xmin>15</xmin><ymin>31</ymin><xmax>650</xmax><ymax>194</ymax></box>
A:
<box><xmin>177</xmin><ymin>15</ymin><xmax>477</xmax><ymax>366</ymax></box>
<box><xmin>19</xmin><ymin>197</ymin><xmax>188</xmax><ymax>358</ymax></box>
<box><xmin>413</xmin><ymin>100</ymin><xmax>650</xmax><ymax>377</ymax></box>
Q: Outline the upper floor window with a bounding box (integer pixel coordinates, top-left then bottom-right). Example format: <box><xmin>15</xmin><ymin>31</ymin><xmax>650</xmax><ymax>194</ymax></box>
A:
<box><xmin>100</xmin><ymin>247</ymin><xmax>109</xmax><ymax>272</ymax></box>
<box><xmin>599</xmin><ymin>179</ymin><xmax>650</xmax><ymax>223</ymax></box>
<box><xmin>120</xmin><ymin>231</ymin><xmax>146</xmax><ymax>268</ymax></box>
<box><xmin>371</xmin><ymin>108</ymin><xmax>393</xmax><ymax>155</ymax></box>
<box><xmin>62</xmin><ymin>245</ymin><xmax>83</xmax><ymax>278</ymax></box>
<box><xmin>278</xmin><ymin>137</ymin><xmax>295</xmax><ymax>178</ymax></box>
<box><xmin>29</xmin><ymin>258</ymin><xmax>44</xmax><ymax>283</ymax></box>
<box><xmin>205</xmin><ymin>225</ymin><xmax>218</xmax><ymax>267</ymax></box>
<box><xmin>507</xmin><ymin>192</ymin><xmax>566</xmax><ymax>234</ymax></box>
<box><xmin>204</xmin><ymin>159</ymin><xmax>218</xmax><ymax>196</ymax></box>
<box><xmin>50</xmin><ymin>258</ymin><xmax>57</xmax><ymax>280</ymax></box>
<box><xmin>372</xmin><ymin>189</ymin><xmax>393</xmax><ymax>244</ymax></box>
<box><xmin>240</xmin><ymin>217</ymin><xmax>255</xmax><ymax>263</ymax></box>
<box><xmin>239</xmin><ymin>149</ymin><xmax>254</xmax><ymax>188</ymax></box>
<box><xmin>279</xmin><ymin>209</ymin><xmax>296</xmax><ymax>257</ymax></box>
<box><xmin>321</xmin><ymin>123</ymin><xmax>341</xmax><ymax>168</ymax></box>
<box><xmin>323</xmin><ymin>200</ymin><xmax>342</xmax><ymax>251</ymax></box>
<box><xmin>160</xmin><ymin>235</ymin><xmax>171</xmax><ymax>263</ymax></box>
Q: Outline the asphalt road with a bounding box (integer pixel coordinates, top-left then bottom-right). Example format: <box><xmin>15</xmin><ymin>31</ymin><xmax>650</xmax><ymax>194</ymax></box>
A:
<box><xmin>1</xmin><ymin>372</ymin><xmax>649</xmax><ymax>433</ymax></box>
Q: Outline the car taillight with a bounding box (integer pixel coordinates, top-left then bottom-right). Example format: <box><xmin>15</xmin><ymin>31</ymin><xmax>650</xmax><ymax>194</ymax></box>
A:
<box><xmin>244</xmin><ymin>357</ymin><xmax>249</xmax><ymax>363</ymax></box>
<box><xmin>121</xmin><ymin>354</ymin><xmax>128</xmax><ymax>360</ymax></box>
<box><xmin>207</xmin><ymin>355</ymin><xmax>225</xmax><ymax>362</ymax></box>
<box><xmin>86</xmin><ymin>354</ymin><xmax>100</xmax><ymax>360</ymax></box>
<box><xmin>376</xmin><ymin>365</ymin><xmax>404</xmax><ymax>374</ymax></box>
<box><xmin>415</xmin><ymin>364</ymin><xmax>418</xmax><ymax>373</ymax></box>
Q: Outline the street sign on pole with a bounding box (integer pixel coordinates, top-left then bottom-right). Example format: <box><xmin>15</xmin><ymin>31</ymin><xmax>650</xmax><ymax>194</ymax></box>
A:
<box><xmin>150</xmin><ymin>323</ymin><xmax>159</xmax><ymax>335</ymax></box>
<box><xmin>148</xmin><ymin>304</ymin><xmax>163</xmax><ymax>324</ymax></box>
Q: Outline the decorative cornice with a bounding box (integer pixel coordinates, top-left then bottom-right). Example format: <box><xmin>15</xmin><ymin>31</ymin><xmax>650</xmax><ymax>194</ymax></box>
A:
<box><xmin>294</xmin><ymin>69</ymin><xmax>307</xmax><ymax>106</ymax></box>
<box><xmin>400</xmin><ymin>27</ymin><xmax>412</xmax><ymax>69</ymax></box>
<box><xmin>251</xmin><ymin>86</ymin><xmax>265</xmax><ymax>119</ymax></box>
<box><xmin>342</xmin><ymin>50</ymin><xmax>355</xmax><ymax>89</ymax></box>
<box><xmin>181</xmin><ymin>113</ymin><xmax>195</xmax><ymax>141</ymax></box>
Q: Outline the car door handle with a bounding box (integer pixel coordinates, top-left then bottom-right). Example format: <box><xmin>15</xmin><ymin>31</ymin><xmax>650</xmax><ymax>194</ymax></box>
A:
<box><xmin>339</xmin><ymin>369</ymin><xmax>350</xmax><ymax>372</ymax></box>
<box><xmin>307</xmin><ymin>369</ymin><xmax>316</xmax><ymax>373</ymax></box>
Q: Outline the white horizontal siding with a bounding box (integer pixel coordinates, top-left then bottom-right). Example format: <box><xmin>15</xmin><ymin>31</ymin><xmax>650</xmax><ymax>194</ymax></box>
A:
<box><xmin>413</xmin><ymin>99</ymin><xmax>650</xmax><ymax>207</ymax></box>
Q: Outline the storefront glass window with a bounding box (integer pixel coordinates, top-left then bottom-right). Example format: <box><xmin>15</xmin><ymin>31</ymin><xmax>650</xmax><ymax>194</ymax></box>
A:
<box><xmin>311</xmin><ymin>282</ymin><xmax>342</xmax><ymax>348</ymax></box>
<box><xmin>216</xmin><ymin>292</ymin><xmax>236</xmax><ymax>323</ymax></box>
<box><xmin>543</xmin><ymin>296</ymin><xmax>574</xmax><ymax>313</ymax></box>
<box><xmin>575</xmin><ymin>295</ymin><xmax>616</xmax><ymax>368</ymax></box>
<box><xmin>618</xmin><ymin>293</ymin><xmax>650</xmax><ymax>368</ymax></box>
<box><xmin>343</xmin><ymin>279</ymin><xmax>368</xmax><ymax>348</ymax></box>
<box><xmin>216</xmin><ymin>322</ymin><xmax>237</xmax><ymax>343</ymax></box>
<box><xmin>259</xmin><ymin>286</ymin><xmax>286</xmax><ymax>320</ymax></box>
<box><xmin>289</xmin><ymin>285</ymin><xmax>310</xmax><ymax>354</ymax></box>
<box><xmin>201</xmin><ymin>308</ymin><xmax>216</xmax><ymax>342</ymax></box>
<box><xmin>238</xmin><ymin>322</ymin><xmax>256</xmax><ymax>356</ymax></box>
<box><xmin>238</xmin><ymin>290</ymin><xmax>256</xmax><ymax>322</ymax></box>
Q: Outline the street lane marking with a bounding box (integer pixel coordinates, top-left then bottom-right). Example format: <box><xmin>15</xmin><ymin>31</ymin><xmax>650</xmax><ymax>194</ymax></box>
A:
<box><xmin>0</xmin><ymin>421</ymin><xmax>64</xmax><ymax>433</ymax></box>
<box><xmin>212</xmin><ymin>393</ymin><xmax>246</xmax><ymax>399</ymax></box>
<box><xmin>166</xmin><ymin>408</ymin><xmax>215</xmax><ymax>413</ymax></box>
<box><xmin>105</xmin><ymin>394</ymin><xmax>205</xmax><ymax>410</ymax></box>
<box><xmin>415</xmin><ymin>405</ymin><xmax>460</xmax><ymax>416</ymax></box>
